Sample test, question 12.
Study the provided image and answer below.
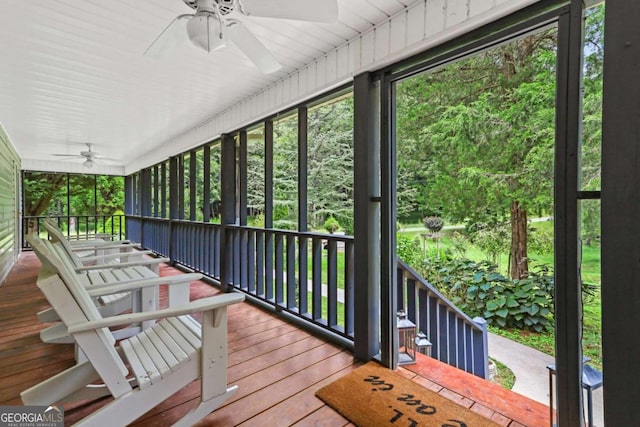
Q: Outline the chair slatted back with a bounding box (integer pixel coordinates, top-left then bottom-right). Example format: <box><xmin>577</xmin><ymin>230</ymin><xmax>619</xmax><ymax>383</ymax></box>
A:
<box><xmin>42</xmin><ymin>220</ymin><xmax>85</xmax><ymax>269</ymax></box>
<box><xmin>28</xmin><ymin>235</ymin><xmax>129</xmax><ymax>392</ymax></box>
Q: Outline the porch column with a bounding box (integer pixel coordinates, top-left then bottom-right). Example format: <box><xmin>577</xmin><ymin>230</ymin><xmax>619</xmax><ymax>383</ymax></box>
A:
<box><xmin>239</xmin><ymin>131</ymin><xmax>248</xmax><ymax>226</ymax></box>
<box><xmin>203</xmin><ymin>145</ymin><xmax>211</xmax><ymax>223</ymax></box>
<box><xmin>189</xmin><ymin>150</ymin><xmax>197</xmax><ymax>221</ymax></box>
<box><xmin>601</xmin><ymin>0</ymin><xmax>640</xmax><ymax>424</ymax></box>
<box><xmin>124</xmin><ymin>175</ymin><xmax>134</xmax><ymax>216</ymax></box>
<box><xmin>220</xmin><ymin>133</ymin><xmax>237</xmax><ymax>291</ymax></box>
<box><xmin>554</xmin><ymin>2</ymin><xmax>585</xmax><ymax>425</ymax></box>
<box><xmin>140</xmin><ymin>168</ymin><xmax>152</xmax><ymax>217</ymax></box>
<box><xmin>353</xmin><ymin>72</ymin><xmax>381</xmax><ymax>361</ymax></box>
<box><xmin>169</xmin><ymin>155</ymin><xmax>180</xmax><ymax>262</ymax></box>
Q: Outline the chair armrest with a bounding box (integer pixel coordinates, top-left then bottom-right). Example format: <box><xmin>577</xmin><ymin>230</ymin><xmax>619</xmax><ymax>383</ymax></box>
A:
<box><xmin>74</xmin><ymin>257</ymin><xmax>169</xmax><ymax>272</ymax></box>
<box><xmin>67</xmin><ymin>293</ymin><xmax>245</xmax><ymax>333</ymax></box>
<box><xmin>86</xmin><ymin>273</ymin><xmax>202</xmax><ymax>296</ymax></box>
<box><xmin>69</xmin><ymin>239</ymin><xmax>131</xmax><ymax>247</ymax></box>
<box><xmin>79</xmin><ymin>250</ymin><xmax>153</xmax><ymax>262</ymax></box>
<box><xmin>70</xmin><ymin>242</ymin><xmax>139</xmax><ymax>251</ymax></box>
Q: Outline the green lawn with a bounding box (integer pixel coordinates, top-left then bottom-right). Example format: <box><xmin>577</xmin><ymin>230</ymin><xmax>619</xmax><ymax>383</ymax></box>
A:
<box><xmin>399</xmin><ymin>220</ymin><xmax>603</xmax><ymax>369</ymax></box>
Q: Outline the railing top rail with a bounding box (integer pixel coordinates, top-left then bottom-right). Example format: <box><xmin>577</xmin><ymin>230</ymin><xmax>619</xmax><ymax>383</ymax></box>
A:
<box><xmin>398</xmin><ymin>259</ymin><xmax>482</xmax><ymax>330</ymax></box>
<box><xmin>125</xmin><ymin>215</ymin><xmax>354</xmax><ymax>241</ymax></box>
<box><xmin>24</xmin><ymin>214</ymin><xmax>125</xmax><ymax>219</ymax></box>
<box><xmin>128</xmin><ymin>216</ymin><xmax>172</xmax><ymax>224</ymax></box>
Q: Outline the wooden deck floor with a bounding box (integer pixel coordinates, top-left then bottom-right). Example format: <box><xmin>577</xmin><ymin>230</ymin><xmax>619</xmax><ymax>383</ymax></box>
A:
<box><xmin>0</xmin><ymin>252</ymin><xmax>548</xmax><ymax>426</ymax></box>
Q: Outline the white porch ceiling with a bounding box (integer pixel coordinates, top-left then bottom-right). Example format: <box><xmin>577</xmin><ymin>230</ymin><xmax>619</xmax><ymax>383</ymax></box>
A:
<box><xmin>0</xmin><ymin>0</ymin><xmax>415</xmax><ymax>174</ymax></box>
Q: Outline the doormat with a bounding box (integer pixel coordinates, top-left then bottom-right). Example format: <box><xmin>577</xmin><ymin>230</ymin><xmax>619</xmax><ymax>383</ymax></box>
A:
<box><xmin>316</xmin><ymin>361</ymin><xmax>501</xmax><ymax>427</ymax></box>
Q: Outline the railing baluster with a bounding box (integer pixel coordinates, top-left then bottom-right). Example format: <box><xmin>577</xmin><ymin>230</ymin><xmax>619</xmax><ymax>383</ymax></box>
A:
<box><xmin>312</xmin><ymin>237</ymin><xmax>322</xmax><ymax>323</ymax></box>
<box><xmin>274</xmin><ymin>233</ymin><xmax>284</xmax><ymax>305</ymax></box>
<box><xmin>456</xmin><ymin>317</ymin><xmax>465</xmax><ymax>369</ymax></box>
<box><xmin>286</xmin><ymin>234</ymin><xmax>296</xmax><ymax>311</ymax></box>
<box><xmin>327</xmin><ymin>239</ymin><xmax>338</xmax><ymax>329</ymax></box>
<box><xmin>247</xmin><ymin>230</ymin><xmax>255</xmax><ymax>293</ymax></box>
<box><xmin>438</xmin><ymin>303</ymin><xmax>448</xmax><ymax>363</ymax></box>
<box><xmin>407</xmin><ymin>278</ymin><xmax>416</xmax><ymax>322</ymax></box>
<box><xmin>233</xmin><ymin>226</ymin><xmax>240</xmax><ymax>287</ymax></box>
<box><xmin>298</xmin><ymin>235</ymin><xmax>308</xmax><ymax>316</ymax></box>
<box><xmin>265</xmin><ymin>230</ymin><xmax>273</xmax><ymax>301</ymax></box>
<box><xmin>448</xmin><ymin>311</ymin><xmax>456</xmax><ymax>366</ymax></box>
<box><xmin>344</xmin><ymin>241</ymin><xmax>354</xmax><ymax>336</ymax></box>
<box><xmin>256</xmin><ymin>230</ymin><xmax>264</xmax><ymax>297</ymax></box>
<box><xmin>240</xmin><ymin>229</ymin><xmax>248</xmax><ymax>291</ymax></box>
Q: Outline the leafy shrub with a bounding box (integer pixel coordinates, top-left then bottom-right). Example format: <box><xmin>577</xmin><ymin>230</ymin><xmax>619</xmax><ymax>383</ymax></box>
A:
<box><xmin>397</xmin><ymin>234</ymin><xmax>423</xmax><ymax>268</ymax></box>
<box><xmin>467</xmin><ymin>222</ymin><xmax>509</xmax><ymax>264</ymax></box>
<box><xmin>528</xmin><ymin>224</ymin><xmax>554</xmax><ymax>255</ymax></box>
<box><xmin>323</xmin><ymin>216</ymin><xmax>340</xmax><ymax>234</ymax></box>
<box><xmin>422</xmin><ymin>258</ymin><xmax>554</xmax><ymax>332</ymax></box>
<box><xmin>101</xmin><ymin>210</ymin><xmax>126</xmax><ymax>236</ymax></box>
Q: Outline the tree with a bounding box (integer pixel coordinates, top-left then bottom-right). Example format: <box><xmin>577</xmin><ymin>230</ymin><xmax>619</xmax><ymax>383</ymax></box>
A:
<box><xmin>23</xmin><ymin>172</ymin><xmax>67</xmax><ymax>217</ymax></box>
<box><xmin>396</xmin><ymin>28</ymin><xmax>558</xmax><ymax>279</ymax></box>
<box><xmin>580</xmin><ymin>5</ymin><xmax>604</xmax><ymax>245</ymax></box>
<box><xmin>307</xmin><ymin>94</ymin><xmax>354</xmax><ymax>233</ymax></box>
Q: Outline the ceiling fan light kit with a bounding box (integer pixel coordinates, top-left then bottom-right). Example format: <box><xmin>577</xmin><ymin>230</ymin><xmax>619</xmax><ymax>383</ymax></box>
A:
<box><xmin>145</xmin><ymin>0</ymin><xmax>338</xmax><ymax>73</ymax></box>
<box><xmin>186</xmin><ymin>4</ymin><xmax>226</xmax><ymax>52</ymax></box>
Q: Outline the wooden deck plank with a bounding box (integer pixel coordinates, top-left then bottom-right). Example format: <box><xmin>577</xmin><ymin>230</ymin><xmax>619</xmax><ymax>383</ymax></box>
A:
<box><xmin>0</xmin><ymin>252</ymin><xmax>537</xmax><ymax>426</ymax></box>
<box><xmin>405</xmin><ymin>352</ymin><xmax>550</xmax><ymax>427</ymax></box>
<box><xmin>291</xmin><ymin>405</ymin><xmax>351</xmax><ymax>427</ymax></box>
<box><xmin>238</xmin><ymin>363</ymin><xmax>362</xmax><ymax>427</ymax></box>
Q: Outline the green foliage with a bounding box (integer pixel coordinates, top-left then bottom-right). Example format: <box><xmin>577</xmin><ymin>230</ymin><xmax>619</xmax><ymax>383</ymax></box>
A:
<box><xmin>23</xmin><ymin>172</ymin><xmax>124</xmax><ymax>218</ymax></box>
<box><xmin>527</xmin><ymin>223</ymin><xmax>554</xmax><ymax>255</ymax></box>
<box><xmin>490</xmin><ymin>358</ymin><xmax>516</xmax><ymax>390</ymax></box>
<box><xmin>323</xmin><ymin>216</ymin><xmax>340</xmax><ymax>234</ymax></box>
<box><xmin>101</xmin><ymin>210</ymin><xmax>126</xmax><ymax>235</ymax></box>
<box><xmin>396</xmin><ymin>234</ymin><xmax>423</xmax><ymax>269</ymax></box>
<box><xmin>466</xmin><ymin>222</ymin><xmax>510</xmax><ymax>264</ymax></box>
<box><xmin>421</xmin><ymin>258</ymin><xmax>554</xmax><ymax>332</ymax></box>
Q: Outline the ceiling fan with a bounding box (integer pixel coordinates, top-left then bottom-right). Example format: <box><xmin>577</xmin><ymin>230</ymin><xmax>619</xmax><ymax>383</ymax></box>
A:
<box><xmin>52</xmin><ymin>144</ymin><xmax>115</xmax><ymax>168</ymax></box>
<box><xmin>144</xmin><ymin>0</ymin><xmax>339</xmax><ymax>74</ymax></box>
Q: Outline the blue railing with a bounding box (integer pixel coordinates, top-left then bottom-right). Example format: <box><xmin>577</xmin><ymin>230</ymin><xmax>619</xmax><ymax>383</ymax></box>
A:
<box><xmin>127</xmin><ymin>215</ymin><xmax>354</xmax><ymax>341</ymax></box>
<box><xmin>126</xmin><ymin>215</ymin><xmax>488</xmax><ymax>378</ymax></box>
<box><xmin>22</xmin><ymin>214</ymin><xmax>126</xmax><ymax>249</ymax></box>
<box><xmin>397</xmin><ymin>259</ymin><xmax>489</xmax><ymax>379</ymax></box>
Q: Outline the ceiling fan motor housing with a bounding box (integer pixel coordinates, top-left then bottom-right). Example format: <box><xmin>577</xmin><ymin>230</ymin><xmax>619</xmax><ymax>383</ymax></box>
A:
<box><xmin>183</xmin><ymin>0</ymin><xmax>234</xmax><ymax>14</ymax></box>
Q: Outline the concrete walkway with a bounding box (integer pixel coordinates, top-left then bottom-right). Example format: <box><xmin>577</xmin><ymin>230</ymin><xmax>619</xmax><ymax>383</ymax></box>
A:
<box><xmin>489</xmin><ymin>332</ymin><xmax>604</xmax><ymax>426</ymax></box>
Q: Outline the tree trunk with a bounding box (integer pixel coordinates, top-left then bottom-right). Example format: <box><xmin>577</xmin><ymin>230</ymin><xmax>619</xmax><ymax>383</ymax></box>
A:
<box><xmin>509</xmin><ymin>200</ymin><xmax>529</xmax><ymax>279</ymax></box>
<box><xmin>25</xmin><ymin>174</ymin><xmax>66</xmax><ymax>216</ymax></box>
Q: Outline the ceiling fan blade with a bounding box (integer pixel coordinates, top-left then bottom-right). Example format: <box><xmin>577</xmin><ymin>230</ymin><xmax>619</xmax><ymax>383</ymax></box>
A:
<box><xmin>94</xmin><ymin>156</ymin><xmax>119</xmax><ymax>162</ymax></box>
<box><xmin>144</xmin><ymin>14</ymin><xmax>192</xmax><ymax>58</ymax></box>
<box><xmin>226</xmin><ymin>20</ymin><xmax>281</xmax><ymax>74</ymax></box>
<box><xmin>238</xmin><ymin>0</ymin><xmax>338</xmax><ymax>23</ymax></box>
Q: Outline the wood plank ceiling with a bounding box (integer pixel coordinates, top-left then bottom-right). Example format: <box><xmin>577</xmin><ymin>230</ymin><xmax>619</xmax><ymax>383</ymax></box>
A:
<box><xmin>0</xmin><ymin>0</ymin><xmax>415</xmax><ymax>173</ymax></box>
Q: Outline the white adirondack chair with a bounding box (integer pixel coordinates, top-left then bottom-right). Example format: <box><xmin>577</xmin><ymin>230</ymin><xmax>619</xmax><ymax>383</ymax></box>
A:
<box><xmin>28</xmin><ymin>234</ymin><xmax>193</xmax><ymax>346</ymax></box>
<box><xmin>42</xmin><ymin>218</ymin><xmax>167</xmax><ymax>273</ymax></box>
<box><xmin>43</xmin><ymin>217</ymin><xmax>129</xmax><ymax>245</ymax></box>
<box><xmin>22</xmin><ymin>235</ymin><xmax>244</xmax><ymax>426</ymax></box>
<box><xmin>42</xmin><ymin>218</ymin><xmax>135</xmax><ymax>258</ymax></box>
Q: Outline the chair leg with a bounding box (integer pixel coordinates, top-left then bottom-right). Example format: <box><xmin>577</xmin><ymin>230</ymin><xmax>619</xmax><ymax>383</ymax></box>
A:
<box><xmin>21</xmin><ymin>361</ymin><xmax>99</xmax><ymax>405</ymax></box>
<box><xmin>172</xmin><ymin>386</ymin><xmax>238</xmax><ymax>427</ymax></box>
<box><xmin>73</xmin><ymin>362</ymin><xmax>198</xmax><ymax>427</ymax></box>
